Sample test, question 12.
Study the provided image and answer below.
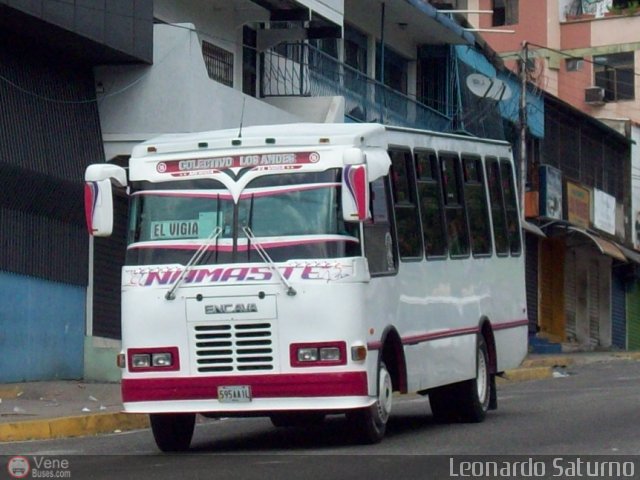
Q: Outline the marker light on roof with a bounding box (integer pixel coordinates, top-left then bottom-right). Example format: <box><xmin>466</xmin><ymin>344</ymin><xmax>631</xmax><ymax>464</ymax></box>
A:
<box><xmin>147</xmin><ymin>146</ymin><xmax>157</xmax><ymax>153</ymax></box>
<box><xmin>232</xmin><ymin>139</ymin><xmax>241</xmax><ymax>146</ymax></box>
<box><xmin>198</xmin><ymin>142</ymin><xmax>208</xmax><ymax>148</ymax></box>
<box><xmin>265</xmin><ymin>138</ymin><xmax>276</xmax><ymax>144</ymax></box>
<box><xmin>319</xmin><ymin>137</ymin><xmax>330</xmax><ymax>144</ymax></box>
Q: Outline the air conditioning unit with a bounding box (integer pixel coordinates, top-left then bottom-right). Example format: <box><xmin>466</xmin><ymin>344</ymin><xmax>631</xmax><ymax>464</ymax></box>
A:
<box><xmin>585</xmin><ymin>86</ymin><xmax>605</xmax><ymax>105</ymax></box>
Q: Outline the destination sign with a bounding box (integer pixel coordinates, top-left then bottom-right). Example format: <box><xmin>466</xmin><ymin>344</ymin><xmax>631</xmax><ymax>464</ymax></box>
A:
<box><xmin>150</xmin><ymin>220</ymin><xmax>200</xmax><ymax>240</ymax></box>
<box><xmin>149</xmin><ymin>212</ymin><xmax>218</xmax><ymax>240</ymax></box>
<box><xmin>156</xmin><ymin>151</ymin><xmax>320</xmax><ymax>176</ymax></box>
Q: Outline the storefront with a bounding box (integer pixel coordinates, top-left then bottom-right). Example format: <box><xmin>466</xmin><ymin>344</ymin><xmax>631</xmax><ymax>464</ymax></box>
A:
<box><xmin>528</xmin><ymin>169</ymin><xmax>636</xmax><ymax>351</ymax></box>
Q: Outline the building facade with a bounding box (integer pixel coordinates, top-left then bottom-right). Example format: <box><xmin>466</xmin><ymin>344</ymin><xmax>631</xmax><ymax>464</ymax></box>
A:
<box><xmin>459</xmin><ymin>0</ymin><xmax>640</xmax><ymax>351</ymax></box>
<box><xmin>0</xmin><ymin>0</ymin><xmax>154</xmax><ymax>382</ymax></box>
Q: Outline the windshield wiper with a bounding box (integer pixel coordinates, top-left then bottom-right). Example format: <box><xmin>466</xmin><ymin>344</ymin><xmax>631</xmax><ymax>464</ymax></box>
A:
<box><xmin>165</xmin><ymin>226</ymin><xmax>223</xmax><ymax>300</ymax></box>
<box><xmin>242</xmin><ymin>225</ymin><xmax>296</xmax><ymax>296</ymax></box>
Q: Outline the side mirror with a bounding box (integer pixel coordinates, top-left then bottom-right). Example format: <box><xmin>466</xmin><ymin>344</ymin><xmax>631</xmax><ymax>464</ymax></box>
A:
<box><xmin>342</xmin><ymin>149</ymin><xmax>370</xmax><ymax>222</ymax></box>
<box><xmin>84</xmin><ymin>164</ymin><xmax>127</xmax><ymax>237</ymax></box>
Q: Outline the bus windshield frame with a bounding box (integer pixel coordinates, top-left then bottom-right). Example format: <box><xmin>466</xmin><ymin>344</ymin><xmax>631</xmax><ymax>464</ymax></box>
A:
<box><xmin>125</xmin><ymin>169</ymin><xmax>361</xmax><ymax>266</ymax></box>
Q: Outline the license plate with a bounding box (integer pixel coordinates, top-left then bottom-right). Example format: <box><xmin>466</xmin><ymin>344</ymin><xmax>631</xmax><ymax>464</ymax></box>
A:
<box><xmin>217</xmin><ymin>385</ymin><xmax>252</xmax><ymax>403</ymax></box>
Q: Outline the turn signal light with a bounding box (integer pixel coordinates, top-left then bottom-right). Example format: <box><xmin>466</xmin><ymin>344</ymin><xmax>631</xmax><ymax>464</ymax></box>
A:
<box><xmin>351</xmin><ymin>345</ymin><xmax>367</xmax><ymax>362</ymax></box>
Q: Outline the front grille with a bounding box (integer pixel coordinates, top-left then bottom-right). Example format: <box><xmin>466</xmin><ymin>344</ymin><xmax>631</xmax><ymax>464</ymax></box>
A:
<box><xmin>194</xmin><ymin>323</ymin><xmax>274</xmax><ymax>373</ymax></box>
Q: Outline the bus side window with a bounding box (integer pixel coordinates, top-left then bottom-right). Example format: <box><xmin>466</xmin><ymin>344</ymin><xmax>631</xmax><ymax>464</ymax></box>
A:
<box><xmin>485</xmin><ymin>157</ymin><xmax>509</xmax><ymax>256</ymax></box>
<box><xmin>500</xmin><ymin>159</ymin><xmax>522</xmax><ymax>255</ymax></box>
<box><xmin>463</xmin><ymin>155</ymin><xmax>492</xmax><ymax>256</ymax></box>
<box><xmin>440</xmin><ymin>153</ymin><xmax>470</xmax><ymax>258</ymax></box>
<box><xmin>389</xmin><ymin>148</ymin><xmax>423</xmax><ymax>260</ymax></box>
<box><xmin>364</xmin><ymin>176</ymin><xmax>398</xmax><ymax>275</ymax></box>
<box><xmin>415</xmin><ymin>149</ymin><xmax>447</xmax><ymax>258</ymax></box>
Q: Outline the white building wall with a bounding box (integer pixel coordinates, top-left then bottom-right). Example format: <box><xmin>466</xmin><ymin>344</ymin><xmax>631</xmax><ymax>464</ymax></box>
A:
<box><xmin>299</xmin><ymin>0</ymin><xmax>344</xmax><ymax>26</ymax></box>
<box><xmin>94</xmin><ymin>23</ymin><xmax>303</xmax><ymax>160</ymax></box>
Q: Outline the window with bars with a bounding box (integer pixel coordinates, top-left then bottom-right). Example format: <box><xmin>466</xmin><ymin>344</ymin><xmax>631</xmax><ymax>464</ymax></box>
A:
<box><xmin>202</xmin><ymin>41</ymin><xmax>234</xmax><ymax>87</ymax></box>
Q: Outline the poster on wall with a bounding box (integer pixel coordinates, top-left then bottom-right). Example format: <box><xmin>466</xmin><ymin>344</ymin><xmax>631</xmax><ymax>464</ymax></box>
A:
<box><xmin>539</xmin><ymin>164</ymin><xmax>563</xmax><ymax>219</ymax></box>
<box><xmin>566</xmin><ymin>181</ymin><xmax>591</xmax><ymax>229</ymax></box>
<box><xmin>593</xmin><ymin>189</ymin><xmax>616</xmax><ymax>235</ymax></box>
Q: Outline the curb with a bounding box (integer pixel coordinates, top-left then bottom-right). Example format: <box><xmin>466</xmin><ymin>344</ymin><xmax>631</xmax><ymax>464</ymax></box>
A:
<box><xmin>0</xmin><ymin>412</ymin><xmax>149</xmax><ymax>443</ymax></box>
<box><xmin>497</xmin><ymin>366</ymin><xmax>553</xmax><ymax>384</ymax></box>
<box><xmin>610</xmin><ymin>351</ymin><xmax>640</xmax><ymax>361</ymax></box>
<box><xmin>520</xmin><ymin>356</ymin><xmax>575</xmax><ymax>369</ymax></box>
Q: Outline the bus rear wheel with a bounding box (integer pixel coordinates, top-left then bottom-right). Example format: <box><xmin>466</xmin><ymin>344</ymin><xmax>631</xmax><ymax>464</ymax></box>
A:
<box><xmin>429</xmin><ymin>336</ymin><xmax>491</xmax><ymax>423</ymax></box>
<box><xmin>348</xmin><ymin>362</ymin><xmax>393</xmax><ymax>444</ymax></box>
<box><xmin>457</xmin><ymin>335</ymin><xmax>491</xmax><ymax>422</ymax></box>
<box><xmin>150</xmin><ymin>413</ymin><xmax>196</xmax><ymax>452</ymax></box>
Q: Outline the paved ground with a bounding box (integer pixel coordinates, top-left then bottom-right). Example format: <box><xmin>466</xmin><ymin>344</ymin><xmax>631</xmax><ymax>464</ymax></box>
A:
<box><xmin>1</xmin><ymin>351</ymin><xmax>639</xmax><ymax>442</ymax></box>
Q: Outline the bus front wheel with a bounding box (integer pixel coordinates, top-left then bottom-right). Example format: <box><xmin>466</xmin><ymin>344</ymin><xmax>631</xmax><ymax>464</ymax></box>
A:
<box><xmin>150</xmin><ymin>413</ymin><xmax>196</xmax><ymax>452</ymax></box>
<box><xmin>348</xmin><ymin>362</ymin><xmax>393</xmax><ymax>444</ymax></box>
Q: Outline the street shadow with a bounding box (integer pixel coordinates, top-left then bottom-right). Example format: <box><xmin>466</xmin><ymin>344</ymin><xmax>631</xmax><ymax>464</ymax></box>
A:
<box><xmin>189</xmin><ymin>408</ymin><xmax>446</xmax><ymax>453</ymax></box>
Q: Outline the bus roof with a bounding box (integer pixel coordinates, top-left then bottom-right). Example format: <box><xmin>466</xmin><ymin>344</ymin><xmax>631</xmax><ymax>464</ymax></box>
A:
<box><xmin>131</xmin><ymin>123</ymin><xmax>510</xmax><ymax>159</ymax></box>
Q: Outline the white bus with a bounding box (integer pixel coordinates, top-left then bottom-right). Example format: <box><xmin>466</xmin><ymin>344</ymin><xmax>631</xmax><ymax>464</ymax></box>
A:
<box><xmin>85</xmin><ymin>123</ymin><xmax>528</xmax><ymax>451</ymax></box>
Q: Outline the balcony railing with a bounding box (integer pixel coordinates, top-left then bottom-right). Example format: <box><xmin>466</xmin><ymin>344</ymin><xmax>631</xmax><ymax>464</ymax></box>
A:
<box><xmin>262</xmin><ymin>42</ymin><xmax>452</xmax><ymax>132</ymax></box>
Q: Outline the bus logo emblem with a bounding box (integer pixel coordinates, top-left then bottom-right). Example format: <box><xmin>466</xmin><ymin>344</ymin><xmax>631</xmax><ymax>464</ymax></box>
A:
<box><xmin>205</xmin><ymin>304</ymin><xmax>258</xmax><ymax>314</ymax></box>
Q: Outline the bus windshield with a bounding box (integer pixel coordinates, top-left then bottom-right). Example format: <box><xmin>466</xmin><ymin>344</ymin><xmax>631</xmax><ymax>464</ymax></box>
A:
<box><xmin>125</xmin><ymin>169</ymin><xmax>361</xmax><ymax>266</ymax></box>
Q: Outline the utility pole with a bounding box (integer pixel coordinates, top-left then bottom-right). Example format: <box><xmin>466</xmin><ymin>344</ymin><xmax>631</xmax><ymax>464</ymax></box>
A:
<box><xmin>519</xmin><ymin>41</ymin><xmax>528</xmax><ymax>221</ymax></box>
<box><xmin>379</xmin><ymin>1</ymin><xmax>386</xmax><ymax>123</ymax></box>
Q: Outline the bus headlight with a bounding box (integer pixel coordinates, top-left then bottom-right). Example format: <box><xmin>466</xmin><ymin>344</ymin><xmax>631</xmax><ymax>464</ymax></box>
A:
<box><xmin>291</xmin><ymin>342</ymin><xmax>346</xmax><ymax>367</ymax></box>
<box><xmin>131</xmin><ymin>354</ymin><xmax>151</xmax><ymax>368</ymax></box>
<box><xmin>152</xmin><ymin>352</ymin><xmax>173</xmax><ymax>367</ymax></box>
<box><xmin>319</xmin><ymin>347</ymin><xmax>341</xmax><ymax>361</ymax></box>
<box><xmin>297</xmin><ymin>348</ymin><xmax>319</xmax><ymax>362</ymax></box>
<box><xmin>128</xmin><ymin>347</ymin><xmax>180</xmax><ymax>372</ymax></box>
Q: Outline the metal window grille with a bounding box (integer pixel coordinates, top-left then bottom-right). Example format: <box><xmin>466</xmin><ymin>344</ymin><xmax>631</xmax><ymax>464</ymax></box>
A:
<box><xmin>202</xmin><ymin>41</ymin><xmax>234</xmax><ymax>87</ymax></box>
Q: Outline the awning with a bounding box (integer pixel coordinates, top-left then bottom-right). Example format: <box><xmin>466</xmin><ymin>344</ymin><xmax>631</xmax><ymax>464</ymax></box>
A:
<box><xmin>522</xmin><ymin>220</ymin><xmax>546</xmax><ymax>238</ymax></box>
<box><xmin>566</xmin><ymin>226</ymin><xmax>627</xmax><ymax>262</ymax></box>
<box><xmin>616</xmin><ymin>244</ymin><xmax>640</xmax><ymax>265</ymax></box>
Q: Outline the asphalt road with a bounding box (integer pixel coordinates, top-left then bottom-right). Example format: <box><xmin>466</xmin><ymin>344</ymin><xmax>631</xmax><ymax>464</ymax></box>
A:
<box><xmin>1</xmin><ymin>360</ymin><xmax>639</xmax><ymax>479</ymax></box>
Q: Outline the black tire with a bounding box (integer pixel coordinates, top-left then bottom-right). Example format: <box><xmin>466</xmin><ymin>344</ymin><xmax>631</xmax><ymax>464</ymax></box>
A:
<box><xmin>428</xmin><ymin>383</ymin><xmax>458</xmax><ymax>423</ymax></box>
<box><xmin>429</xmin><ymin>336</ymin><xmax>491</xmax><ymax>423</ymax></box>
<box><xmin>456</xmin><ymin>335</ymin><xmax>491</xmax><ymax>422</ymax></box>
<box><xmin>149</xmin><ymin>413</ymin><xmax>196</xmax><ymax>452</ymax></box>
<box><xmin>270</xmin><ymin>412</ymin><xmax>325</xmax><ymax>428</ymax></box>
<box><xmin>348</xmin><ymin>361</ymin><xmax>393</xmax><ymax>444</ymax></box>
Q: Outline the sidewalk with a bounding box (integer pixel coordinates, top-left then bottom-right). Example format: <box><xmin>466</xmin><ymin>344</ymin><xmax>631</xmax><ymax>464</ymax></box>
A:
<box><xmin>0</xmin><ymin>381</ymin><xmax>148</xmax><ymax>443</ymax></box>
<box><xmin>1</xmin><ymin>351</ymin><xmax>639</xmax><ymax>443</ymax></box>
